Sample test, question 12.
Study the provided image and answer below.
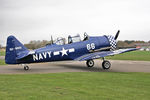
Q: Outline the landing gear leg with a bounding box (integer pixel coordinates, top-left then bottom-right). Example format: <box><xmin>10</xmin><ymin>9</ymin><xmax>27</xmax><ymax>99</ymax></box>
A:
<box><xmin>86</xmin><ymin>59</ymin><xmax>94</xmax><ymax>67</ymax></box>
<box><xmin>22</xmin><ymin>64</ymin><xmax>29</xmax><ymax>70</ymax></box>
<box><xmin>102</xmin><ymin>58</ymin><xmax>111</xmax><ymax>70</ymax></box>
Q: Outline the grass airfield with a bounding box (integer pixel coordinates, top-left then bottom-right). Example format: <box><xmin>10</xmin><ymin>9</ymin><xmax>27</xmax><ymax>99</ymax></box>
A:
<box><xmin>106</xmin><ymin>51</ymin><xmax>150</xmax><ymax>61</ymax></box>
<box><xmin>0</xmin><ymin>50</ymin><xmax>5</xmax><ymax>65</ymax></box>
<box><xmin>0</xmin><ymin>50</ymin><xmax>5</xmax><ymax>56</ymax></box>
<box><xmin>0</xmin><ymin>50</ymin><xmax>150</xmax><ymax>100</ymax></box>
<box><xmin>0</xmin><ymin>72</ymin><xmax>150</xmax><ymax>100</ymax></box>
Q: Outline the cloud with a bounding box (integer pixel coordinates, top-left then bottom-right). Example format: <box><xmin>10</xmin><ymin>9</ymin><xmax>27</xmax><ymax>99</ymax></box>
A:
<box><xmin>0</xmin><ymin>0</ymin><xmax>150</xmax><ymax>46</ymax></box>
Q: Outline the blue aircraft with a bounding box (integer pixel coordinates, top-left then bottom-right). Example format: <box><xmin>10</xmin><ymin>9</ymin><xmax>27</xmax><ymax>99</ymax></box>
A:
<box><xmin>5</xmin><ymin>30</ymin><xmax>138</xmax><ymax>70</ymax></box>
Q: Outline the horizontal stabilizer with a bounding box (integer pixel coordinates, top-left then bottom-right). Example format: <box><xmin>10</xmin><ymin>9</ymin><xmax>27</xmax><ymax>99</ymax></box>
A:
<box><xmin>16</xmin><ymin>50</ymin><xmax>35</xmax><ymax>60</ymax></box>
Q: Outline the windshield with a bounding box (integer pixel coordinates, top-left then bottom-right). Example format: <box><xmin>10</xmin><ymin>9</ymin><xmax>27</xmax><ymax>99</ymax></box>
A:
<box><xmin>68</xmin><ymin>34</ymin><xmax>81</xmax><ymax>44</ymax></box>
<box><xmin>72</xmin><ymin>36</ymin><xmax>81</xmax><ymax>43</ymax></box>
<box><xmin>54</xmin><ymin>34</ymin><xmax>81</xmax><ymax>45</ymax></box>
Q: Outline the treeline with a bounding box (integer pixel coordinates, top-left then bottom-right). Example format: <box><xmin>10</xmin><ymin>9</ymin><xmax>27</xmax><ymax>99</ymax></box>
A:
<box><xmin>24</xmin><ymin>40</ymin><xmax>52</xmax><ymax>49</ymax></box>
<box><xmin>24</xmin><ymin>40</ymin><xmax>150</xmax><ymax>50</ymax></box>
<box><xmin>117</xmin><ymin>40</ymin><xmax>148</xmax><ymax>48</ymax></box>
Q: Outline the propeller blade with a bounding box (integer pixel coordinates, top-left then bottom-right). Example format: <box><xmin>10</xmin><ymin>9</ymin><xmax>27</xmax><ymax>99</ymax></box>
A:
<box><xmin>114</xmin><ymin>30</ymin><xmax>120</xmax><ymax>40</ymax></box>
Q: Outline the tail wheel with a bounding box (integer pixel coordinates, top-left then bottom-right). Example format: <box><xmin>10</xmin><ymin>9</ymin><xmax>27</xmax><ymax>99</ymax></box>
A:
<box><xmin>24</xmin><ymin>66</ymin><xmax>29</xmax><ymax>70</ymax></box>
<box><xmin>86</xmin><ymin>60</ymin><xmax>94</xmax><ymax>67</ymax></box>
<box><xmin>102</xmin><ymin>60</ymin><xmax>111</xmax><ymax>69</ymax></box>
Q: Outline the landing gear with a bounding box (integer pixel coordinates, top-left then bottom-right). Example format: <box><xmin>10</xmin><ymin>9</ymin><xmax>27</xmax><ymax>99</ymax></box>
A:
<box><xmin>102</xmin><ymin>58</ymin><xmax>111</xmax><ymax>69</ymax></box>
<box><xmin>22</xmin><ymin>64</ymin><xmax>29</xmax><ymax>70</ymax></box>
<box><xmin>86</xmin><ymin>58</ymin><xmax>111</xmax><ymax>69</ymax></box>
<box><xmin>24</xmin><ymin>66</ymin><xmax>29</xmax><ymax>70</ymax></box>
<box><xmin>86</xmin><ymin>59</ymin><xmax>94</xmax><ymax>67</ymax></box>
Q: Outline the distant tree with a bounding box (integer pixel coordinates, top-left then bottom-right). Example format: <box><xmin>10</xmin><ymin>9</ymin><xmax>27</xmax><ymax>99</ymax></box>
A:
<box><xmin>24</xmin><ymin>40</ymin><xmax>51</xmax><ymax>49</ymax></box>
<box><xmin>134</xmin><ymin>41</ymin><xmax>145</xmax><ymax>43</ymax></box>
<box><xmin>124</xmin><ymin>40</ymin><xmax>135</xmax><ymax>44</ymax></box>
<box><xmin>117</xmin><ymin>41</ymin><xmax>129</xmax><ymax>48</ymax></box>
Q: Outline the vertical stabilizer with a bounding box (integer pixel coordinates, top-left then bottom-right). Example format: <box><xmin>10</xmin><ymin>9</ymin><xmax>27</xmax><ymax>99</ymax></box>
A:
<box><xmin>5</xmin><ymin>35</ymin><xmax>28</xmax><ymax>64</ymax></box>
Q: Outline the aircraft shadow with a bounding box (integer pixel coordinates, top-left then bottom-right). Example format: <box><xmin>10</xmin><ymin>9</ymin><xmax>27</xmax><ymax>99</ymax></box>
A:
<box><xmin>53</xmin><ymin>63</ymin><xmax>113</xmax><ymax>72</ymax></box>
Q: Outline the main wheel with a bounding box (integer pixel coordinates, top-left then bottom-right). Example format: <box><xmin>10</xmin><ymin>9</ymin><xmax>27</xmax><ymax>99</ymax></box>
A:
<box><xmin>86</xmin><ymin>60</ymin><xmax>94</xmax><ymax>67</ymax></box>
<box><xmin>102</xmin><ymin>60</ymin><xmax>111</xmax><ymax>69</ymax></box>
<box><xmin>24</xmin><ymin>66</ymin><xmax>29</xmax><ymax>70</ymax></box>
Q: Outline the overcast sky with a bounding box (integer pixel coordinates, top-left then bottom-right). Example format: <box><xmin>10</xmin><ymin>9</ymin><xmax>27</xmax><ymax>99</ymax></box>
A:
<box><xmin>0</xmin><ymin>0</ymin><xmax>150</xmax><ymax>46</ymax></box>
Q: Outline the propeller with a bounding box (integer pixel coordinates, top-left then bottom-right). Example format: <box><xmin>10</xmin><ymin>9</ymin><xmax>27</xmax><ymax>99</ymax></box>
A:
<box><xmin>114</xmin><ymin>30</ymin><xmax>120</xmax><ymax>40</ymax></box>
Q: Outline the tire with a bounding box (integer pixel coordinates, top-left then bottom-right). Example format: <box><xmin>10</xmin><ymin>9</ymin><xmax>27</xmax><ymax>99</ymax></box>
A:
<box><xmin>24</xmin><ymin>66</ymin><xmax>29</xmax><ymax>70</ymax></box>
<box><xmin>86</xmin><ymin>60</ymin><xmax>94</xmax><ymax>67</ymax></box>
<box><xmin>102</xmin><ymin>60</ymin><xmax>111</xmax><ymax>69</ymax></box>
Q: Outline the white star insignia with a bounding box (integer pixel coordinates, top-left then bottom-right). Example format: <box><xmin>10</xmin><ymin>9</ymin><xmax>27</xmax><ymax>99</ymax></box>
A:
<box><xmin>61</xmin><ymin>48</ymin><xmax>68</xmax><ymax>56</ymax></box>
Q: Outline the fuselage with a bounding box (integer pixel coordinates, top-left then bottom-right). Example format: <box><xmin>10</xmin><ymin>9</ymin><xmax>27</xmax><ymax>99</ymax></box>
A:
<box><xmin>17</xmin><ymin>36</ymin><xmax>111</xmax><ymax>64</ymax></box>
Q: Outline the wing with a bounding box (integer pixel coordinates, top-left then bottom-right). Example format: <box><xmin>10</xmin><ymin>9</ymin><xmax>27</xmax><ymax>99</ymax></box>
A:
<box><xmin>74</xmin><ymin>48</ymin><xmax>138</xmax><ymax>61</ymax></box>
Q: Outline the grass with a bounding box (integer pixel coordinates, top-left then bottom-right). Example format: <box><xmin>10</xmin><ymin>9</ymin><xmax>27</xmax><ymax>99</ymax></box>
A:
<box><xmin>0</xmin><ymin>72</ymin><xmax>150</xmax><ymax>100</ymax></box>
<box><xmin>107</xmin><ymin>51</ymin><xmax>150</xmax><ymax>61</ymax></box>
<box><xmin>0</xmin><ymin>50</ymin><xmax>6</xmax><ymax>65</ymax></box>
<box><xmin>0</xmin><ymin>59</ymin><xmax>6</xmax><ymax>65</ymax></box>
<box><xmin>0</xmin><ymin>50</ymin><xmax>5</xmax><ymax>56</ymax></box>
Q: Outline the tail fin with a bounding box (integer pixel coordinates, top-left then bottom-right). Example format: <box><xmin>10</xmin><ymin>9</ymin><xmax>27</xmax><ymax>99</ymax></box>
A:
<box><xmin>5</xmin><ymin>35</ymin><xmax>28</xmax><ymax>64</ymax></box>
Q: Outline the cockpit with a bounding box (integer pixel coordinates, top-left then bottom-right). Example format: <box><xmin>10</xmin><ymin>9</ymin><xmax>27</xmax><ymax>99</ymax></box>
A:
<box><xmin>53</xmin><ymin>32</ymin><xmax>89</xmax><ymax>45</ymax></box>
<box><xmin>68</xmin><ymin>34</ymin><xmax>81</xmax><ymax>44</ymax></box>
<box><xmin>55</xmin><ymin>37</ymin><xmax>65</xmax><ymax>45</ymax></box>
<box><xmin>68</xmin><ymin>32</ymin><xmax>89</xmax><ymax>44</ymax></box>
